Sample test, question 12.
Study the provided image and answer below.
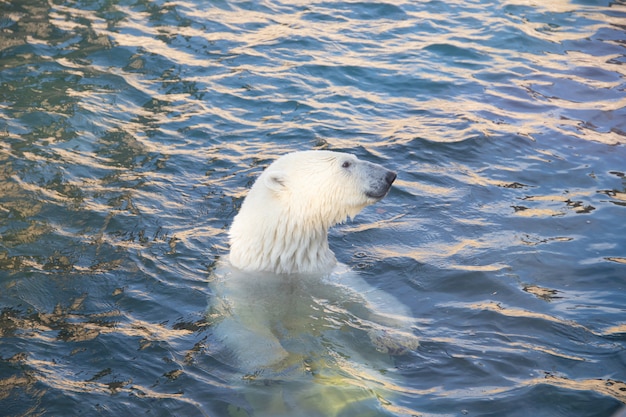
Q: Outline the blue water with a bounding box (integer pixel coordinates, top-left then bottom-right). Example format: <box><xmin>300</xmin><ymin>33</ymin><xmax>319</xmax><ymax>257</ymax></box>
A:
<box><xmin>1</xmin><ymin>0</ymin><xmax>625</xmax><ymax>416</ymax></box>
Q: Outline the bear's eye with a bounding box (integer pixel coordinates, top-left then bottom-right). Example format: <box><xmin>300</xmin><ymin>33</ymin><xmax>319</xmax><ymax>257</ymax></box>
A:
<box><xmin>341</xmin><ymin>161</ymin><xmax>352</xmax><ymax>168</ymax></box>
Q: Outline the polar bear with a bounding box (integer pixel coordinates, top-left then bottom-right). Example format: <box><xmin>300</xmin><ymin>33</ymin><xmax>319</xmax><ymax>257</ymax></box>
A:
<box><xmin>228</xmin><ymin>150</ymin><xmax>397</xmax><ymax>274</ymax></box>
<box><xmin>208</xmin><ymin>151</ymin><xmax>419</xmax><ymax>417</ymax></box>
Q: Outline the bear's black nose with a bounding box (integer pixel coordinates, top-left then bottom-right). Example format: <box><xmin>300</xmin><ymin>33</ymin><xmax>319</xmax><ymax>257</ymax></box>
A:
<box><xmin>385</xmin><ymin>171</ymin><xmax>397</xmax><ymax>185</ymax></box>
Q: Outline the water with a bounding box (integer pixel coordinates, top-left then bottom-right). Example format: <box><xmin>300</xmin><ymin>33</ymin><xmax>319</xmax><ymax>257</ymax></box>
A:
<box><xmin>1</xmin><ymin>0</ymin><xmax>625</xmax><ymax>416</ymax></box>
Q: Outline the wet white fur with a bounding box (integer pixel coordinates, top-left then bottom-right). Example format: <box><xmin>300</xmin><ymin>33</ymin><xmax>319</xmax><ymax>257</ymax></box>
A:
<box><xmin>229</xmin><ymin>150</ymin><xmax>393</xmax><ymax>274</ymax></box>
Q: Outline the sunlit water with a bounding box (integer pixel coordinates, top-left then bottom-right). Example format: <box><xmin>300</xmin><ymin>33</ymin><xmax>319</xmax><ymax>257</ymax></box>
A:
<box><xmin>1</xmin><ymin>0</ymin><xmax>625</xmax><ymax>416</ymax></box>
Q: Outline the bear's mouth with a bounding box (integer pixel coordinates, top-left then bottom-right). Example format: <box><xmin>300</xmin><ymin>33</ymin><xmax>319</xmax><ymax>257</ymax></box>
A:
<box><xmin>366</xmin><ymin>188</ymin><xmax>390</xmax><ymax>200</ymax></box>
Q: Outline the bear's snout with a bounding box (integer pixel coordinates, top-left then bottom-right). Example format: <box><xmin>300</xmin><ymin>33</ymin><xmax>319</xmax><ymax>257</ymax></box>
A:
<box><xmin>365</xmin><ymin>168</ymin><xmax>396</xmax><ymax>200</ymax></box>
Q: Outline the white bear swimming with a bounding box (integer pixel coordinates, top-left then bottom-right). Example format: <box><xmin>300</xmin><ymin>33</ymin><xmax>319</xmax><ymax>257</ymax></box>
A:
<box><xmin>228</xmin><ymin>150</ymin><xmax>398</xmax><ymax>274</ymax></box>
<box><xmin>208</xmin><ymin>150</ymin><xmax>418</xmax><ymax>416</ymax></box>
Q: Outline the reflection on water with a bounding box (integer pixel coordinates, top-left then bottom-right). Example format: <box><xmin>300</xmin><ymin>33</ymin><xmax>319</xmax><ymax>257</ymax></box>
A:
<box><xmin>1</xmin><ymin>0</ymin><xmax>625</xmax><ymax>416</ymax></box>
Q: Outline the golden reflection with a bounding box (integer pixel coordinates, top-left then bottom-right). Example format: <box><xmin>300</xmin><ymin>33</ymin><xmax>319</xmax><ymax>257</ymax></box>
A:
<box><xmin>606</xmin><ymin>257</ymin><xmax>626</xmax><ymax>265</ymax></box>
<box><xmin>512</xmin><ymin>191</ymin><xmax>597</xmax><ymax>217</ymax></box>
<box><xmin>0</xmin><ymin>294</ymin><xmax>202</xmax><ymax>343</ymax></box>
<box><xmin>396</xmin><ymin>178</ymin><xmax>460</xmax><ymax>199</ymax></box>
<box><xmin>376</xmin><ymin>238</ymin><xmax>482</xmax><ymax>258</ymax></box>
<box><xmin>512</xmin><ymin>206</ymin><xmax>565</xmax><ymax>217</ymax></box>
<box><xmin>603</xmin><ymin>323</ymin><xmax>626</xmax><ymax>335</ymax></box>
<box><xmin>525</xmin><ymin>373</ymin><xmax>626</xmax><ymax>403</ymax></box>
<box><xmin>523</xmin><ymin>284</ymin><xmax>562</xmax><ymax>302</ymax></box>
<box><xmin>466</xmin><ymin>301</ymin><xmax>594</xmax><ymax>334</ymax></box>
<box><xmin>448</xmin><ymin>263</ymin><xmax>508</xmax><ymax>272</ymax></box>
<box><xmin>21</xmin><ymin>357</ymin><xmax>198</xmax><ymax>398</ymax></box>
<box><xmin>430</xmin><ymin>373</ymin><xmax>626</xmax><ymax>404</ymax></box>
<box><xmin>0</xmin><ymin>373</ymin><xmax>40</xmax><ymax>406</ymax></box>
<box><xmin>375</xmin><ymin>229</ymin><xmax>514</xmax><ymax>271</ymax></box>
<box><xmin>35</xmin><ymin>0</ymin><xmax>626</xmax><ymax>150</ymax></box>
<box><xmin>522</xmin><ymin>193</ymin><xmax>587</xmax><ymax>202</ymax></box>
<box><xmin>499</xmin><ymin>0</ymin><xmax>579</xmax><ymax>13</ymax></box>
<box><xmin>339</xmin><ymin>213</ymin><xmax>407</xmax><ymax>234</ymax></box>
<box><xmin>0</xmin><ymin>293</ymin><xmax>229</xmax><ymax>407</ymax></box>
<box><xmin>509</xmin><ymin>341</ymin><xmax>585</xmax><ymax>361</ymax></box>
<box><xmin>520</xmin><ymin>235</ymin><xmax>573</xmax><ymax>246</ymax></box>
<box><xmin>375</xmin><ymin>245</ymin><xmax>509</xmax><ymax>271</ymax></box>
<box><xmin>0</xmin><ymin>158</ymin><xmax>43</xmax><ymax>220</ymax></box>
<box><xmin>599</xmin><ymin>189</ymin><xmax>626</xmax><ymax>204</ymax></box>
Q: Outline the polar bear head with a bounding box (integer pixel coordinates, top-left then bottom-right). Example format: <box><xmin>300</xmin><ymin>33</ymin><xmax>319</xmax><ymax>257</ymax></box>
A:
<box><xmin>228</xmin><ymin>150</ymin><xmax>397</xmax><ymax>274</ymax></box>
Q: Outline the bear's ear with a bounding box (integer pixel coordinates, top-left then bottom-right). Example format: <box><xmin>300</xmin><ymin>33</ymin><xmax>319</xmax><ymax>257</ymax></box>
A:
<box><xmin>264</xmin><ymin>171</ymin><xmax>287</xmax><ymax>192</ymax></box>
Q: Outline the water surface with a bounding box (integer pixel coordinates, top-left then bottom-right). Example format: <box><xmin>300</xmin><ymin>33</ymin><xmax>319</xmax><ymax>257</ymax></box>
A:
<box><xmin>1</xmin><ymin>0</ymin><xmax>625</xmax><ymax>416</ymax></box>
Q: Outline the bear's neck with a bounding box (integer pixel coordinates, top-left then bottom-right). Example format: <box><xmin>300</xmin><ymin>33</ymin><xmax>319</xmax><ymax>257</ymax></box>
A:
<box><xmin>228</xmin><ymin>216</ymin><xmax>337</xmax><ymax>275</ymax></box>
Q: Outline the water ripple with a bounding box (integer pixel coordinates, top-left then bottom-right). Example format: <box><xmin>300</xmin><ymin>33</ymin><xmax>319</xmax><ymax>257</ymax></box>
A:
<box><xmin>1</xmin><ymin>0</ymin><xmax>625</xmax><ymax>416</ymax></box>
